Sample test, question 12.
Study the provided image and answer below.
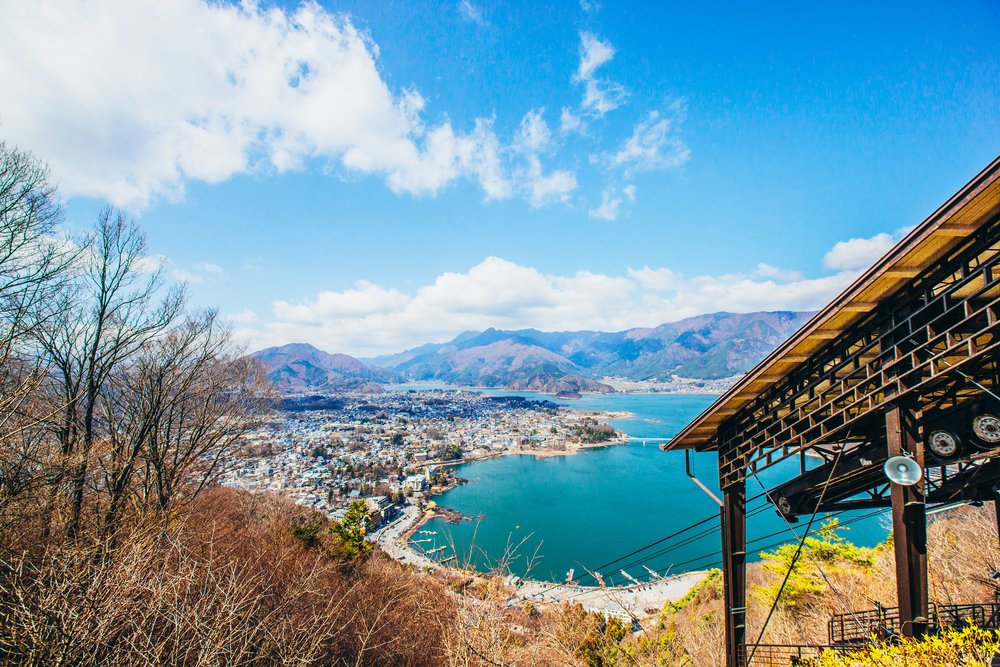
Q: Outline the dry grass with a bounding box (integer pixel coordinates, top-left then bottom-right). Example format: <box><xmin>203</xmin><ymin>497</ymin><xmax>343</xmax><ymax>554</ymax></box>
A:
<box><xmin>0</xmin><ymin>486</ymin><xmax>454</xmax><ymax>666</ymax></box>
<box><xmin>1</xmin><ymin>487</ymin><xmax>997</xmax><ymax>666</ymax></box>
<box><xmin>657</xmin><ymin>504</ymin><xmax>1000</xmax><ymax>666</ymax></box>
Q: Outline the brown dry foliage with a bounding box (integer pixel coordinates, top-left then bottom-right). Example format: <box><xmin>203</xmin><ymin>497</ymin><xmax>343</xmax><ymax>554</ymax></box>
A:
<box><xmin>0</xmin><ymin>486</ymin><xmax>454</xmax><ymax>666</ymax></box>
<box><xmin>661</xmin><ymin>504</ymin><xmax>1000</xmax><ymax>666</ymax></box>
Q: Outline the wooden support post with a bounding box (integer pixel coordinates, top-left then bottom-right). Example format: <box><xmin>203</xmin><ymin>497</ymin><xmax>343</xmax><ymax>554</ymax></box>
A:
<box><xmin>885</xmin><ymin>404</ymin><xmax>928</xmax><ymax>637</ymax></box>
<box><xmin>994</xmin><ymin>488</ymin><xmax>1000</xmax><ymax>551</ymax></box>
<box><xmin>721</xmin><ymin>478</ymin><xmax>747</xmax><ymax>667</ymax></box>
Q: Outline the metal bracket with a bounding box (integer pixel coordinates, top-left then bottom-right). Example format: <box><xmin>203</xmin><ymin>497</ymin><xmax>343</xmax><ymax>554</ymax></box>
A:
<box><xmin>686</xmin><ymin>448</ymin><xmax>723</xmax><ymax>507</ymax></box>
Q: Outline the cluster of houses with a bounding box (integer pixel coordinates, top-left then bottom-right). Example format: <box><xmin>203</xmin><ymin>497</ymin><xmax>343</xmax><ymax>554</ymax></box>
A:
<box><xmin>219</xmin><ymin>389</ymin><xmax>600</xmax><ymax>525</ymax></box>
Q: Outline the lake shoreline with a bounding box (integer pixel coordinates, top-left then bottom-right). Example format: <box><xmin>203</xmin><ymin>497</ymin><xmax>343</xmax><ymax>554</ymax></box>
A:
<box><xmin>372</xmin><ymin>503</ymin><xmax>710</xmax><ymax>619</ymax></box>
<box><xmin>370</xmin><ymin>389</ymin><xmax>887</xmax><ymax>616</ymax></box>
<box><xmin>389</xmin><ymin>381</ymin><xmax>724</xmax><ymax>398</ymax></box>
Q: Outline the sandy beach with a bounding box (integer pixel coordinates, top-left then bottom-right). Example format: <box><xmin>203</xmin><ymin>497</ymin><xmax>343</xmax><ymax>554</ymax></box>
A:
<box><xmin>515</xmin><ymin>571</ymin><xmax>708</xmax><ymax>619</ymax></box>
<box><xmin>369</xmin><ymin>503</ymin><xmax>708</xmax><ymax>620</ymax></box>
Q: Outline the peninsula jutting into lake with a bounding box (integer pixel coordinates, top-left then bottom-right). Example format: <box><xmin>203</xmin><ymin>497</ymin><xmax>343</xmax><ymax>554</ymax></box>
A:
<box><xmin>220</xmin><ymin>382</ymin><xmax>891</xmax><ymax>598</ymax></box>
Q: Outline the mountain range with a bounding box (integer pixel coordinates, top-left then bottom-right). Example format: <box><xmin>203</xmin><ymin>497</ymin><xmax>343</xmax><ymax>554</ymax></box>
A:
<box><xmin>251</xmin><ymin>311</ymin><xmax>813</xmax><ymax>393</ymax></box>
<box><xmin>251</xmin><ymin>342</ymin><xmax>392</xmax><ymax>391</ymax></box>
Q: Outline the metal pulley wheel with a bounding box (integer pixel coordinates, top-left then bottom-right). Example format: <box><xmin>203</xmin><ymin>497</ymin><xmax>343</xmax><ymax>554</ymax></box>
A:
<box><xmin>927</xmin><ymin>429</ymin><xmax>962</xmax><ymax>460</ymax></box>
<box><xmin>972</xmin><ymin>413</ymin><xmax>1000</xmax><ymax>445</ymax></box>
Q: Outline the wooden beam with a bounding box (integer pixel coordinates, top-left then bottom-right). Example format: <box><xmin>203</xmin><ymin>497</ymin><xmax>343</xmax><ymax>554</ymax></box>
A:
<box><xmin>721</xmin><ymin>479</ymin><xmax>747</xmax><ymax>667</ymax></box>
<box><xmin>841</xmin><ymin>302</ymin><xmax>879</xmax><ymax>312</ymax></box>
<box><xmin>937</xmin><ymin>224</ymin><xmax>979</xmax><ymax>236</ymax></box>
<box><xmin>750</xmin><ymin>374</ymin><xmax>784</xmax><ymax>383</ymax></box>
<box><xmin>883</xmin><ymin>268</ymin><xmax>921</xmax><ymax>279</ymax></box>
<box><xmin>812</xmin><ymin>330</ymin><xmax>843</xmax><ymax>339</ymax></box>
<box><xmin>886</xmin><ymin>405</ymin><xmax>928</xmax><ymax>638</ymax></box>
<box><xmin>781</xmin><ymin>355</ymin><xmax>812</xmax><ymax>363</ymax></box>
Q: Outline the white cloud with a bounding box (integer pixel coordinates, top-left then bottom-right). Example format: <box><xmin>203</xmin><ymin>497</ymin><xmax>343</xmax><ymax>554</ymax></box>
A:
<box><xmin>0</xmin><ymin>0</ymin><xmax>512</xmax><ymax>208</ymax></box>
<box><xmin>527</xmin><ymin>169</ymin><xmax>578</xmax><ymax>207</ymax></box>
<box><xmin>755</xmin><ymin>263</ymin><xmax>803</xmax><ymax>282</ymax></box>
<box><xmin>589</xmin><ymin>189</ymin><xmax>624</xmax><ymax>220</ymax></box>
<box><xmin>520</xmin><ymin>158</ymin><xmax>577</xmax><ymax>207</ymax></box>
<box><xmin>587</xmin><ymin>184</ymin><xmax>636</xmax><ymax>221</ymax></box>
<box><xmin>134</xmin><ymin>254</ymin><xmax>168</xmax><ymax>274</ymax></box>
<box><xmin>573</xmin><ymin>33</ymin><xmax>628</xmax><ymax>116</ymax></box>
<box><xmin>457</xmin><ymin>0</ymin><xmax>487</xmax><ymax>26</ymax></box>
<box><xmin>609</xmin><ymin>107</ymin><xmax>690</xmax><ymax>176</ymax></box>
<box><xmin>624</xmin><ymin>267</ymin><xmax>855</xmax><ymax>316</ymax></box>
<box><xmin>135</xmin><ymin>253</ymin><xmax>222</xmax><ymax>283</ymax></box>
<box><xmin>0</xmin><ymin>1</ymin><xmax>690</xmax><ymax>220</ymax></box>
<box><xmin>273</xmin><ymin>280</ymin><xmax>410</xmax><ymax>324</ymax></box>
<box><xmin>576</xmin><ymin>33</ymin><xmax>615</xmax><ymax>81</ymax></box>
<box><xmin>823</xmin><ymin>232</ymin><xmax>901</xmax><ymax>271</ymax></box>
<box><xmin>236</xmin><ymin>230</ymin><xmax>896</xmax><ymax>355</ymax></box>
<box><xmin>508</xmin><ymin>109</ymin><xmax>576</xmax><ymax>206</ymax></box>
<box><xmin>170</xmin><ymin>268</ymin><xmax>203</xmax><ymax>284</ymax></box>
<box><xmin>515</xmin><ymin>109</ymin><xmax>552</xmax><ymax>154</ymax></box>
<box><xmin>559</xmin><ymin>107</ymin><xmax>585</xmax><ymax>135</ymax></box>
<box><xmin>228</xmin><ymin>308</ymin><xmax>260</xmax><ymax>324</ymax></box>
<box><xmin>195</xmin><ymin>261</ymin><xmax>223</xmax><ymax>274</ymax></box>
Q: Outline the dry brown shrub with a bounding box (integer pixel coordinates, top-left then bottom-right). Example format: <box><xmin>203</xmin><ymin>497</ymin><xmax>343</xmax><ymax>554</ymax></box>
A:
<box><xmin>656</xmin><ymin>504</ymin><xmax>1000</xmax><ymax>666</ymax></box>
<box><xmin>0</xmin><ymin>486</ymin><xmax>454</xmax><ymax>666</ymax></box>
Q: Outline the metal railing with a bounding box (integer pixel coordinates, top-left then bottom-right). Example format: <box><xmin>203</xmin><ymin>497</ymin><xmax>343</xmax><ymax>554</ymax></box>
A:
<box><xmin>829</xmin><ymin>601</ymin><xmax>1000</xmax><ymax>645</ymax></box>
<box><xmin>740</xmin><ymin>643</ymin><xmax>838</xmax><ymax>666</ymax></box>
<box><xmin>743</xmin><ymin>602</ymin><xmax>1000</xmax><ymax>666</ymax></box>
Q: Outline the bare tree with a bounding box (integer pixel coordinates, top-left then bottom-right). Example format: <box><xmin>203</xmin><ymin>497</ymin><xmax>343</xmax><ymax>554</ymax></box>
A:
<box><xmin>137</xmin><ymin>316</ymin><xmax>273</xmax><ymax>522</ymax></box>
<box><xmin>0</xmin><ymin>142</ymin><xmax>75</xmax><ymax>511</ymax></box>
<box><xmin>0</xmin><ymin>140</ymin><xmax>67</xmax><ymax>349</ymax></box>
<box><xmin>98</xmin><ymin>310</ymin><xmax>273</xmax><ymax>539</ymax></box>
<box><xmin>34</xmin><ymin>207</ymin><xmax>185</xmax><ymax>538</ymax></box>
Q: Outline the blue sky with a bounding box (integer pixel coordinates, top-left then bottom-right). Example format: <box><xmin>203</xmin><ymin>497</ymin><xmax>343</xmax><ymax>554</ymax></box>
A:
<box><xmin>0</xmin><ymin>0</ymin><xmax>997</xmax><ymax>355</ymax></box>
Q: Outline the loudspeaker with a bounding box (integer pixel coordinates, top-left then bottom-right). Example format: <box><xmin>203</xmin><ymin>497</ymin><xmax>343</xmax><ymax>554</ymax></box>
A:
<box><xmin>884</xmin><ymin>455</ymin><xmax>923</xmax><ymax>486</ymax></box>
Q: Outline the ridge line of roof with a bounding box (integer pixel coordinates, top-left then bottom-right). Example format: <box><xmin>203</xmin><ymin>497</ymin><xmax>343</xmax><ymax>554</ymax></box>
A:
<box><xmin>665</xmin><ymin>155</ymin><xmax>1000</xmax><ymax>453</ymax></box>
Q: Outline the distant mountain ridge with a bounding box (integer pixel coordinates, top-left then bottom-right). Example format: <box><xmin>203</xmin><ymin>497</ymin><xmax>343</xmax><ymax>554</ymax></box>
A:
<box><xmin>370</xmin><ymin>311</ymin><xmax>812</xmax><ymax>383</ymax></box>
<box><xmin>252</xmin><ymin>343</ymin><xmax>393</xmax><ymax>391</ymax></box>
<box><xmin>253</xmin><ymin>311</ymin><xmax>813</xmax><ymax>392</ymax></box>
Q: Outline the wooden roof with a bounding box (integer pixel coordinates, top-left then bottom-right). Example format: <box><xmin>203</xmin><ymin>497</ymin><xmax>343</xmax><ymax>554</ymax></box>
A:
<box><xmin>666</xmin><ymin>156</ymin><xmax>1000</xmax><ymax>452</ymax></box>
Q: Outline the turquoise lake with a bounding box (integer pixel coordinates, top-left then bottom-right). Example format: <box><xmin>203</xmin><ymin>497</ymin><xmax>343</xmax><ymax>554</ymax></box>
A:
<box><xmin>402</xmin><ymin>388</ymin><xmax>891</xmax><ymax>584</ymax></box>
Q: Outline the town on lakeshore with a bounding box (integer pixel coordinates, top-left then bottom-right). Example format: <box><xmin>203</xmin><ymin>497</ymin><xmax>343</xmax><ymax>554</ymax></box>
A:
<box><xmin>219</xmin><ymin>383</ymin><xmax>720</xmax><ymax>621</ymax></box>
<box><xmin>222</xmin><ymin>387</ymin><xmax>627</xmax><ymax>525</ymax></box>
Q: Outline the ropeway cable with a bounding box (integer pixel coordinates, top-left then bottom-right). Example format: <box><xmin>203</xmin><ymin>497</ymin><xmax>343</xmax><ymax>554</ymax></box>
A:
<box><xmin>545</xmin><ymin>490</ymin><xmax>887</xmax><ymax>600</ymax></box>
<box><xmin>570</xmin><ymin>486</ymin><xmax>779</xmax><ymax>585</ymax></box>
<box><xmin>555</xmin><ymin>489</ymin><xmax>777</xmax><ymax>589</ymax></box>
<box><xmin>749</xmin><ymin>462</ymin><xmax>867</xmax><ymax>631</ymax></box>
<box><xmin>558</xmin><ymin>505</ymin><xmax>891</xmax><ymax>604</ymax></box>
<box><xmin>521</xmin><ymin>511</ymin><xmax>724</xmax><ymax>599</ymax></box>
<box><xmin>745</xmin><ymin>445</ymin><xmax>845</xmax><ymax>665</ymax></box>
<box><xmin>671</xmin><ymin>507</ymin><xmax>891</xmax><ymax>574</ymax></box>
<box><xmin>604</xmin><ymin>501</ymin><xmax>790</xmax><ymax>579</ymax></box>
<box><xmin>557</xmin><ymin>493</ymin><xmax>799</xmax><ymax>593</ymax></box>
<box><xmin>564</xmin><ymin>505</ymin><xmax>888</xmax><ymax>599</ymax></box>
<box><xmin>514</xmin><ymin>472</ymin><xmax>852</xmax><ymax>600</ymax></box>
